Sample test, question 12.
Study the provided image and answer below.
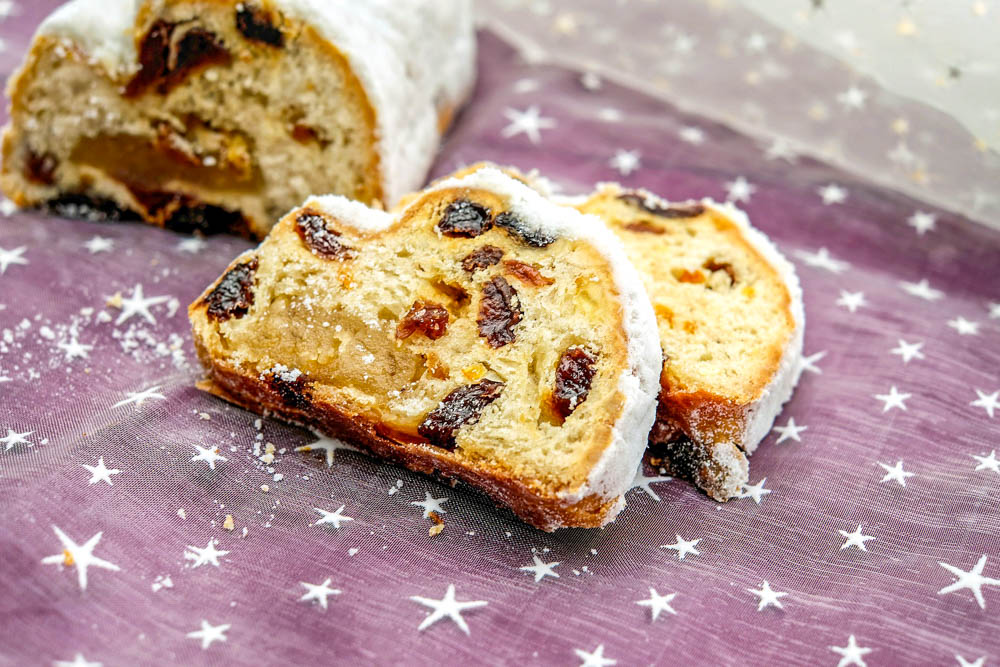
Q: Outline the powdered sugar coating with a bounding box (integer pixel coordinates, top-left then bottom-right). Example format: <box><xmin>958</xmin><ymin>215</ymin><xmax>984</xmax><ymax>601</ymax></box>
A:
<box><xmin>35</xmin><ymin>0</ymin><xmax>476</xmax><ymax>205</ymax></box>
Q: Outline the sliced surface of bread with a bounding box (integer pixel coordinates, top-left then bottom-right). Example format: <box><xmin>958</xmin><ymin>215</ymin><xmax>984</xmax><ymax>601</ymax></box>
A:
<box><xmin>2</xmin><ymin>0</ymin><xmax>475</xmax><ymax>238</ymax></box>
<box><xmin>189</xmin><ymin>168</ymin><xmax>661</xmax><ymax>530</ymax></box>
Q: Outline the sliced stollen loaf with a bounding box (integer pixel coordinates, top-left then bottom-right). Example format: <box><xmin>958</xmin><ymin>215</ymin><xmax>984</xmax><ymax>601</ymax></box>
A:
<box><xmin>1</xmin><ymin>0</ymin><xmax>475</xmax><ymax>238</ymax></box>
<box><xmin>572</xmin><ymin>185</ymin><xmax>804</xmax><ymax>501</ymax></box>
<box><xmin>188</xmin><ymin>168</ymin><xmax>661</xmax><ymax>530</ymax></box>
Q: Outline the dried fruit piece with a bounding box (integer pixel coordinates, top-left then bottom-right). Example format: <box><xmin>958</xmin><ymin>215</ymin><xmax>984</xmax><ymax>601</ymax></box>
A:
<box><xmin>703</xmin><ymin>258</ymin><xmax>737</xmax><ymax>286</ymax></box>
<box><xmin>461</xmin><ymin>245</ymin><xmax>504</xmax><ymax>273</ymax></box>
<box><xmin>477</xmin><ymin>276</ymin><xmax>522</xmax><ymax>348</ymax></box>
<box><xmin>126</xmin><ymin>21</ymin><xmax>231</xmax><ymax>97</ymax></box>
<box><xmin>673</xmin><ymin>268</ymin><xmax>706</xmax><ymax>284</ymax></box>
<box><xmin>623</xmin><ymin>220</ymin><xmax>664</xmax><ymax>235</ymax></box>
<box><xmin>437</xmin><ymin>199</ymin><xmax>492</xmax><ymax>237</ymax></box>
<box><xmin>462</xmin><ymin>363</ymin><xmax>486</xmax><ymax>382</ymax></box>
<box><xmin>418</xmin><ymin>379</ymin><xmax>504</xmax><ymax>449</ymax></box>
<box><xmin>295</xmin><ymin>209</ymin><xmax>355</xmax><ymax>260</ymax></box>
<box><xmin>618</xmin><ymin>192</ymin><xmax>705</xmax><ymax>219</ymax></box>
<box><xmin>130</xmin><ymin>188</ymin><xmax>250</xmax><ymax>236</ymax></box>
<box><xmin>206</xmin><ymin>258</ymin><xmax>258</xmax><ymax>321</ymax></box>
<box><xmin>396</xmin><ymin>300</ymin><xmax>450</xmax><ymax>340</ymax></box>
<box><xmin>494</xmin><ymin>211</ymin><xmax>555</xmax><ymax>247</ymax></box>
<box><xmin>262</xmin><ymin>364</ymin><xmax>312</xmax><ymax>409</ymax></box>
<box><xmin>551</xmin><ymin>346</ymin><xmax>598</xmax><ymax>421</ymax></box>
<box><xmin>503</xmin><ymin>260</ymin><xmax>554</xmax><ymax>287</ymax></box>
<box><xmin>44</xmin><ymin>194</ymin><xmax>141</xmax><ymax>222</ymax></box>
<box><xmin>235</xmin><ymin>3</ymin><xmax>285</xmax><ymax>47</ymax></box>
<box><xmin>26</xmin><ymin>151</ymin><xmax>57</xmax><ymax>185</ymax></box>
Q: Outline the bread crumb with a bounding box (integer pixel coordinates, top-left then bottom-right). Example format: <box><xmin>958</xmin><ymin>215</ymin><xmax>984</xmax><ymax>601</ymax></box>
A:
<box><xmin>241</xmin><ymin>526</ymin><xmax>248</xmax><ymax>538</ymax></box>
<box><xmin>198</xmin><ymin>412</ymin><xmax>211</xmax><ymax>420</ymax></box>
<box><xmin>265</xmin><ymin>442</ymin><xmax>276</xmax><ymax>455</ymax></box>
<box><xmin>106</xmin><ymin>292</ymin><xmax>123</xmax><ymax>308</ymax></box>
<box><xmin>177</xmin><ymin>508</ymin><xmax>187</xmax><ymax>520</ymax></box>
<box><xmin>223</xmin><ymin>515</ymin><xmax>235</xmax><ymax>531</ymax></box>
<box><xmin>428</xmin><ymin>511</ymin><xmax>445</xmax><ymax>537</ymax></box>
<box><xmin>260</xmin><ymin>484</ymin><xmax>270</xmax><ymax>493</ymax></box>
<box><xmin>273</xmin><ymin>473</ymin><xmax>284</xmax><ymax>482</ymax></box>
<box><xmin>260</xmin><ymin>453</ymin><xmax>274</xmax><ymax>464</ymax></box>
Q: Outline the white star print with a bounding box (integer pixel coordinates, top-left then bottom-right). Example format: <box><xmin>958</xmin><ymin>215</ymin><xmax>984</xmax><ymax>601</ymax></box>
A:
<box><xmin>799</xmin><ymin>350</ymin><xmax>827</xmax><ymax>375</ymax></box>
<box><xmin>608</xmin><ymin>149</ymin><xmax>641</xmax><ymax>176</ymax></box>
<box><xmin>114</xmin><ymin>284</ymin><xmax>170</xmax><ymax>325</ymax></box>
<box><xmin>597</xmin><ymin>107</ymin><xmax>623</xmax><ymax>123</ymax></box>
<box><xmin>938</xmin><ymin>555</ymin><xmax>1000</xmax><ymax>609</ymax></box>
<box><xmin>748</xmin><ymin>580</ymin><xmax>788</xmax><ymax>611</ymax></box>
<box><xmin>636</xmin><ymin>588</ymin><xmax>677</xmax><ymax>621</ymax></box>
<box><xmin>41</xmin><ymin>526</ymin><xmax>120</xmax><ymax>590</ymax></box>
<box><xmin>82</xmin><ymin>236</ymin><xmax>113</xmax><ymax>254</ymax></box>
<box><xmin>739</xmin><ymin>478</ymin><xmax>771</xmax><ymax>504</ymax></box>
<box><xmin>907</xmin><ymin>211</ymin><xmax>937</xmax><ymax>235</ymax></box>
<box><xmin>409</xmin><ymin>584</ymin><xmax>487</xmax><ymax>635</ymax></box>
<box><xmin>837</xmin><ymin>86</ymin><xmax>868</xmax><ymax>110</ymax></box>
<box><xmin>57</xmin><ymin>337</ymin><xmax>93</xmax><ymax>361</ymax></box>
<box><xmin>829</xmin><ymin>635</ymin><xmax>873</xmax><ymax>667</ymax></box>
<box><xmin>661</xmin><ymin>535</ymin><xmax>701</xmax><ymax>560</ymax></box>
<box><xmin>764</xmin><ymin>137</ymin><xmax>798</xmax><ymax>162</ymax></box>
<box><xmin>888</xmin><ymin>141</ymin><xmax>917</xmax><ymax>166</ymax></box>
<box><xmin>410</xmin><ymin>491</ymin><xmax>448</xmax><ymax>518</ymax></box>
<box><xmin>1</xmin><ymin>428</ymin><xmax>33</xmax><ymax>451</ymax></box>
<box><xmin>111</xmin><ymin>385</ymin><xmax>165</xmax><ymax>409</ymax></box>
<box><xmin>500</xmin><ymin>106</ymin><xmax>556</xmax><ymax>144</ymax></box>
<box><xmin>578</xmin><ymin>72</ymin><xmax>601</xmax><ymax>91</ymax></box>
<box><xmin>772</xmin><ymin>417</ymin><xmax>807</xmax><ymax>444</ymax></box>
<box><xmin>519</xmin><ymin>554</ymin><xmax>560</xmax><ymax>582</ymax></box>
<box><xmin>988</xmin><ymin>302</ymin><xmax>1000</xmax><ymax>320</ymax></box>
<box><xmin>678</xmin><ymin>126</ymin><xmax>705</xmax><ymax>145</ymax></box>
<box><xmin>956</xmin><ymin>655</ymin><xmax>986</xmax><ymax>667</ymax></box>
<box><xmin>838</xmin><ymin>525</ymin><xmax>875</xmax><ymax>551</ymax></box>
<box><xmin>745</xmin><ymin>32</ymin><xmax>769</xmax><ymax>52</ymax></box>
<box><xmin>836</xmin><ymin>290</ymin><xmax>866</xmax><ymax>313</ymax></box>
<box><xmin>900</xmin><ymin>278</ymin><xmax>944</xmax><ymax>301</ymax></box>
<box><xmin>0</xmin><ymin>1</ymin><xmax>18</xmax><ymax>21</ymax></box>
<box><xmin>724</xmin><ymin>176</ymin><xmax>756</xmax><ymax>203</ymax></box>
<box><xmin>0</xmin><ymin>197</ymin><xmax>17</xmax><ymax>216</ymax></box>
<box><xmin>184</xmin><ymin>538</ymin><xmax>229</xmax><ymax>568</ymax></box>
<box><xmin>575</xmin><ymin>644</ymin><xmax>617</xmax><ymax>667</ymax></box>
<box><xmin>313</xmin><ymin>505</ymin><xmax>353</xmax><ymax>529</ymax></box>
<box><xmin>0</xmin><ymin>245</ymin><xmax>28</xmax><ymax>274</ymax></box>
<box><xmin>890</xmin><ymin>339</ymin><xmax>924</xmax><ymax>364</ymax></box>
<box><xmin>874</xmin><ymin>386</ymin><xmax>912</xmax><ymax>412</ymax></box>
<box><xmin>794</xmin><ymin>248</ymin><xmax>850</xmax><ymax>273</ymax></box>
<box><xmin>671</xmin><ymin>33</ymin><xmax>697</xmax><ymax>55</ymax></box>
<box><xmin>971</xmin><ymin>390</ymin><xmax>999</xmax><ymax>418</ymax></box>
<box><xmin>82</xmin><ymin>457</ymin><xmax>120</xmax><ymax>486</ymax></box>
<box><xmin>295</xmin><ymin>432</ymin><xmax>358</xmax><ymax>467</ymax></box>
<box><xmin>818</xmin><ymin>183</ymin><xmax>848</xmax><ymax>205</ymax></box>
<box><xmin>299</xmin><ymin>578</ymin><xmax>341</xmax><ymax>610</ymax></box>
<box><xmin>54</xmin><ymin>654</ymin><xmax>102</xmax><ymax>667</ymax></box>
<box><xmin>190</xmin><ymin>444</ymin><xmax>226</xmax><ymax>470</ymax></box>
<box><xmin>176</xmin><ymin>237</ymin><xmax>206</xmax><ymax>254</ymax></box>
<box><xmin>947</xmin><ymin>317</ymin><xmax>980</xmax><ymax>336</ymax></box>
<box><xmin>972</xmin><ymin>451</ymin><xmax>1000</xmax><ymax>474</ymax></box>
<box><xmin>186</xmin><ymin>620</ymin><xmax>230</xmax><ymax>650</ymax></box>
<box><xmin>630</xmin><ymin>468</ymin><xmax>673</xmax><ymax>501</ymax></box>
<box><xmin>878</xmin><ymin>461</ymin><xmax>915</xmax><ymax>487</ymax></box>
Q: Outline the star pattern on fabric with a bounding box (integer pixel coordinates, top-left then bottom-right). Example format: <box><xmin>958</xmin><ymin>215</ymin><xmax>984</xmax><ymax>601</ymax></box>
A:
<box><xmin>53</xmin><ymin>654</ymin><xmax>102</xmax><ymax>667</ymax></box>
<box><xmin>837</xmin><ymin>86</ymin><xmax>868</xmax><ymax>110</ymax></box>
<box><xmin>764</xmin><ymin>137</ymin><xmax>798</xmax><ymax>162</ymax></box>
<box><xmin>57</xmin><ymin>337</ymin><xmax>93</xmax><ymax>362</ymax></box>
<box><xmin>82</xmin><ymin>457</ymin><xmax>121</xmax><ymax>486</ymax></box>
<box><xmin>748</xmin><ymin>580</ymin><xmax>787</xmax><ymax>611</ymax></box>
<box><xmin>988</xmin><ymin>302</ymin><xmax>1000</xmax><ymax>320</ymax></box>
<box><xmin>0</xmin><ymin>197</ymin><xmax>18</xmax><ymax>216</ymax></box>
<box><xmin>795</xmin><ymin>248</ymin><xmax>850</xmax><ymax>273</ymax></box>
<box><xmin>184</xmin><ymin>538</ymin><xmax>229</xmax><ymax>569</ymax></box>
<box><xmin>1</xmin><ymin>428</ymin><xmax>32</xmax><ymax>451</ymax></box>
<box><xmin>899</xmin><ymin>278</ymin><xmax>944</xmax><ymax>301</ymax></box>
<box><xmin>970</xmin><ymin>390</ymin><xmax>999</xmax><ymax>418</ymax></box>
<box><xmin>635</xmin><ymin>588</ymin><xmax>677</xmax><ymax>621</ymax></box>
<box><xmin>186</xmin><ymin>620</ymin><xmax>230</xmax><ymax>650</ymax></box>
<box><xmin>724</xmin><ymin>176</ymin><xmax>756</xmax><ymax>203</ymax></box>
<box><xmin>82</xmin><ymin>236</ymin><xmax>113</xmax><ymax>254</ymax></box>
<box><xmin>574</xmin><ymin>644</ymin><xmax>617</xmax><ymax>667</ymax></box>
<box><xmin>829</xmin><ymin>635</ymin><xmax>873</xmax><ymax>667</ymax></box>
<box><xmin>971</xmin><ymin>451</ymin><xmax>1000</xmax><ymax>474</ymax></box>
<box><xmin>878</xmin><ymin>461</ymin><xmax>915</xmax><ymax>487</ymax></box>
<box><xmin>661</xmin><ymin>535</ymin><xmax>701</xmax><ymax>560</ymax></box>
<box><xmin>890</xmin><ymin>339</ymin><xmax>924</xmax><ymax>364</ymax></box>
<box><xmin>938</xmin><ymin>555</ymin><xmax>1000</xmax><ymax>609</ymax></box>
<box><xmin>836</xmin><ymin>290</ymin><xmax>866</xmax><ymax>312</ymax></box>
<box><xmin>956</xmin><ymin>655</ymin><xmax>986</xmax><ymax>667</ymax></box>
<box><xmin>520</xmin><ymin>554</ymin><xmax>560</xmax><ymax>582</ymax></box>
<box><xmin>838</xmin><ymin>525</ymin><xmax>875</xmax><ymax>552</ymax></box>
<box><xmin>907</xmin><ymin>211</ymin><xmax>937</xmax><ymax>235</ymax></box>
<box><xmin>114</xmin><ymin>284</ymin><xmax>171</xmax><ymax>325</ymax></box>
<box><xmin>608</xmin><ymin>149</ymin><xmax>641</xmax><ymax>176</ymax></box>
<box><xmin>176</xmin><ymin>237</ymin><xmax>206</xmax><ymax>254</ymax></box>
<box><xmin>501</xmin><ymin>106</ymin><xmax>556</xmax><ymax>144</ymax></box>
<box><xmin>313</xmin><ymin>505</ymin><xmax>354</xmax><ymax>529</ymax></box>
<box><xmin>41</xmin><ymin>526</ymin><xmax>120</xmax><ymax>590</ymax></box>
<box><xmin>410</xmin><ymin>492</ymin><xmax>448</xmax><ymax>518</ymax></box>
<box><xmin>739</xmin><ymin>478</ymin><xmax>771</xmax><ymax>504</ymax></box>
<box><xmin>818</xmin><ymin>183</ymin><xmax>848</xmax><ymax>205</ymax></box>
<box><xmin>874</xmin><ymin>386</ymin><xmax>911</xmax><ymax>412</ymax></box>
<box><xmin>299</xmin><ymin>578</ymin><xmax>341</xmax><ymax>610</ymax></box>
<box><xmin>799</xmin><ymin>350</ymin><xmax>827</xmax><ymax>375</ymax></box>
<box><xmin>947</xmin><ymin>317</ymin><xmax>980</xmax><ymax>336</ymax></box>
<box><xmin>678</xmin><ymin>126</ymin><xmax>705</xmax><ymax>145</ymax></box>
<box><xmin>294</xmin><ymin>433</ymin><xmax>359</xmax><ymax>467</ymax></box>
<box><xmin>190</xmin><ymin>444</ymin><xmax>226</xmax><ymax>470</ymax></box>
<box><xmin>772</xmin><ymin>417</ymin><xmax>807</xmax><ymax>443</ymax></box>
<box><xmin>111</xmin><ymin>386</ymin><xmax>165</xmax><ymax>409</ymax></box>
<box><xmin>0</xmin><ymin>245</ymin><xmax>28</xmax><ymax>274</ymax></box>
<box><xmin>630</xmin><ymin>468</ymin><xmax>673</xmax><ymax>501</ymax></box>
<box><xmin>409</xmin><ymin>584</ymin><xmax>487</xmax><ymax>635</ymax></box>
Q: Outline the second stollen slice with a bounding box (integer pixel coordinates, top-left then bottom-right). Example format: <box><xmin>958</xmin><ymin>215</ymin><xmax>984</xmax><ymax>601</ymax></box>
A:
<box><xmin>189</xmin><ymin>168</ymin><xmax>662</xmax><ymax>530</ymax></box>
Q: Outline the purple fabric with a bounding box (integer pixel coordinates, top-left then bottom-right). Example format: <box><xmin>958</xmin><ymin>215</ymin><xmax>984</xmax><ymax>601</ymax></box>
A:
<box><xmin>2</xmin><ymin>5</ymin><xmax>1000</xmax><ymax>666</ymax></box>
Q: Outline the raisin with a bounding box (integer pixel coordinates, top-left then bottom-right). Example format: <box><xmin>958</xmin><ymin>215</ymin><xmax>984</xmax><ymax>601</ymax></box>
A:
<box><xmin>44</xmin><ymin>194</ymin><xmax>141</xmax><ymax>222</ymax></box>
<box><xmin>205</xmin><ymin>258</ymin><xmax>258</xmax><ymax>321</ymax></box>
<box><xmin>26</xmin><ymin>151</ymin><xmax>57</xmax><ymax>185</ymax></box>
<box><xmin>461</xmin><ymin>245</ymin><xmax>504</xmax><ymax>273</ymax></box>
<box><xmin>494</xmin><ymin>211</ymin><xmax>555</xmax><ymax>247</ymax></box>
<box><xmin>126</xmin><ymin>21</ymin><xmax>230</xmax><ymax>97</ymax></box>
<box><xmin>396</xmin><ymin>300</ymin><xmax>450</xmax><ymax>340</ymax></box>
<box><xmin>262</xmin><ymin>365</ymin><xmax>312</xmax><ymax>409</ymax></box>
<box><xmin>477</xmin><ymin>276</ymin><xmax>522</xmax><ymax>348</ymax></box>
<box><xmin>295</xmin><ymin>210</ymin><xmax>354</xmax><ymax>260</ymax></box>
<box><xmin>125</xmin><ymin>20</ymin><xmax>172</xmax><ymax>97</ymax></box>
<box><xmin>624</xmin><ymin>220</ymin><xmax>664</xmax><ymax>235</ymax></box>
<box><xmin>130</xmin><ymin>188</ymin><xmax>250</xmax><ymax>236</ymax></box>
<box><xmin>551</xmin><ymin>346</ymin><xmax>597</xmax><ymax>420</ymax></box>
<box><xmin>418</xmin><ymin>379</ymin><xmax>504</xmax><ymax>449</ymax></box>
<box><xmin>235</xmin><ymin>3</ymin><xmax>285</xmax><ymax>47</ymax></box>
<box><xmin>619</xmin><ymin>192</ymin><xmax>705</xmax><ymax>219</ymax></box>
<box><xmin>703</xmin><ymin>258</ymin><xmax>737</xmax><ymax>286</ymax></box>
<box><xmin>437</xmin><ymin>199</ymin><xmax>492</xmax><ymax>237</ymax></box>
<box><xmin>503</xmin><ymin>260</ymin><xmax>554</xmax><ymax>287</ymax></box>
